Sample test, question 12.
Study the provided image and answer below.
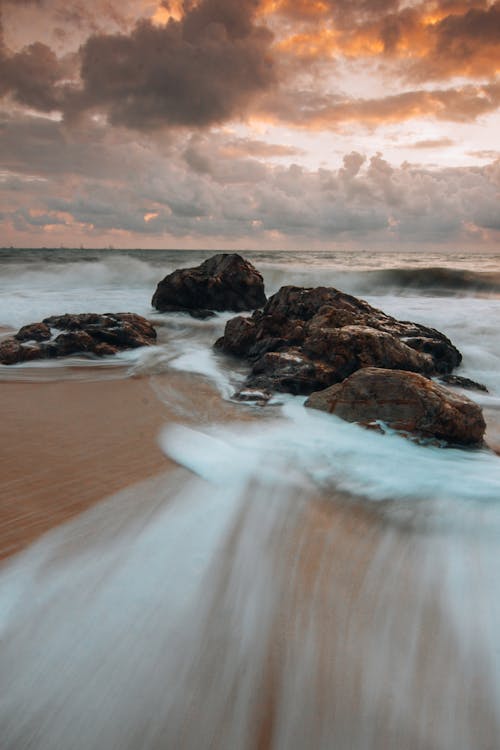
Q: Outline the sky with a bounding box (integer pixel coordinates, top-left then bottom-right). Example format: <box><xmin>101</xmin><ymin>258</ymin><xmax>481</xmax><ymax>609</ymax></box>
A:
<box><xmin>0</xmin><ymin>0</ymin><xmax>499</xmax><ymax>251</ymax></box>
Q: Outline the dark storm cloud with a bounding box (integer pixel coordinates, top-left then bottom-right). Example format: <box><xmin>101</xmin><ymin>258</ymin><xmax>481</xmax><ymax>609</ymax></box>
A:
<box><xmin>0</xmin><ymin>0</ymin><xmax>67</xmax><ymax>112</ymax></box>
<box><xmin>0</xmin><ymin>41</ymin><xmax>65</xmax><ymax>111</ymax></box>
<box><xmin>70</xmin><ymin>0</ymin><xmax>276</xmax><ymax>129</ymax></box>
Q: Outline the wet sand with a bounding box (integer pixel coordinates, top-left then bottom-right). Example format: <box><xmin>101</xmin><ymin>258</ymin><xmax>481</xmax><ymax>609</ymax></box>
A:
<box><xmin>0</xmin><ymin>365</ymin><xmax>264</xmax><ymax>560</ymax></box>
<box><xmin>0</xmin><ymin>372</ymin><xmax>175</xmax><ymax>559</ymax></box>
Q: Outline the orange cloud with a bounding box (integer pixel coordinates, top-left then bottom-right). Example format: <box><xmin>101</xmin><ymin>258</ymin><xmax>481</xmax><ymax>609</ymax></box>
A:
<box><xmin>260</xmin><ymin>81</ymin><xmax>500</xmax><ymax>129</ymax></box>
<box><xmin>276</xmin><ymin>28</ymin><xmax>337</xmax><ymax>58</ymax></box>
<box><xmin>410</xmin><ymin>137</ymin><xmax>455</xmax><ymax>149</ymax></box>
<box><xmin>151</xmin><ymin>1</ymin><xmax>183</xmax><ymax>26</ymax></box>
<box><xmin>262</xmin><ymin>0</ymin><xmax>500</xmax><ymax>82</ymax></box>
<box><xmin>259</xmin><ymin>0</ymin><xmax>332</xmax><ymax>21</ymax></box>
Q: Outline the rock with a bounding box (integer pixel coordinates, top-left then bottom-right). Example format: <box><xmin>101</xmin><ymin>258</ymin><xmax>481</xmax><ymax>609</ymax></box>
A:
<box><xmin>15</xmin><ymin>322</ymin><xmax>51</xmax><ymax>342</ymax></box>
<box><xmin>247</xmin><ymin>350</ymin><xmax>338</xmax><ymax>395</ymax></box>
<box><xmin>0</xmin><ymin>313</ymin><xmax>156</xmax><ymax>365</ymax></box>
<box><xmin>438</xmin><ymin>374</ymin><xmax>489</xmax><ymax>393</ymax></box>
<box><xmin>403</xmin><ymin>337</ymin><xmax>462</xmax><ymax>373</ymax></box>
<box><xmin>303</xmin><ymin>325</ymin><xmax>434</xmax><ymax>379</ymax></box>
<box><xmin>152</xmin><ymin>253</ymin><xmax>267</xmax><ymax>315</ymax></box>
<box><xmin>0</xmin><ymin>338</ymin><xmax>26</xmax><ymax>365</ymax></box>
<box><xmin>232</xmin><ymin>388</ymin><xmax>273</xmax><ymax>403</ymax></box>
<box><xmin>53</xmin><ymin>330</ymin><xmax>99</xmax><ymax>356</ymax></box>
<box><xmin>216</xmin><ymin>285</ymin><xmax>462</xmax><ymax>395</ymax></box>
<box><xmin>305</xmin><ymin>367</ymin><xmax>485</xmax><ymax>446</ymax></box>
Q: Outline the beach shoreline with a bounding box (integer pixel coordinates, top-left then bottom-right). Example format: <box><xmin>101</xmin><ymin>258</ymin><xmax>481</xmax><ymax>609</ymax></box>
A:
<box><xmin>0</xmin><ymin>373</ymin><xmax>175</xmax><ymax>560</ymax></box>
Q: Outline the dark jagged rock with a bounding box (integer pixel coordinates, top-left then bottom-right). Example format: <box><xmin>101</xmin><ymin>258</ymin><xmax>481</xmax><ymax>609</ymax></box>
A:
<box><xmin>248</xmin><ymin>350</ymin><xmax>338</xmax><ymax>395</ymax></box>
<box><xmin>152</xmin><ymin>253</ymin><xmax>267</xmax><ymax>315</ymax></box>
<box><xmin>216</xmin><ymin>285</ymin><xmax>462</xmax><ymax>395</ymax></box>
<box><xmin>305</xmin><ymin>367</ymin><xmax>486</xmax><ymax>446</ymax></box>
<box><xmin>0</xmin><ymin>313</ymin><xmax>157</xmax><ymax>365</ymax></box>
<box><xmin>403</xmin><ymin>337</ymin><xmax>461</xmax><ymax>373</ymax></box>
<box><xmin>438</xmin><ymin>374</ymin><xmax>489</xmax><ymax>393</ymax></box>
<box><xmin>303</xmin><ymin>325</ymin><xmax>434</xmax><ymax>378</ymax></box>
<box><xmin>53</xmin><ymin>330</ymin><xmax>98</xmax><ymax>356</ymax></box>
<box><xmin>15</xmin><ymin>322</ymin><xmax>51</xmax><ymax>342</ymax></box>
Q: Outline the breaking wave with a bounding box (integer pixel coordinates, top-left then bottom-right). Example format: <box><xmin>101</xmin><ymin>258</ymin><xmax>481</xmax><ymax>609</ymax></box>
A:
<box><xmin>359</xmin><ymin>267</ymin><xmax>500</xmax><ymax>295</ymax></box>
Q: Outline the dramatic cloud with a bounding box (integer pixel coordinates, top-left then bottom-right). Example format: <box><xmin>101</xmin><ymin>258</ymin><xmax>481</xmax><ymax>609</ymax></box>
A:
<box><xmin>69</xmin><ymin>0</ymin><xmax>276</xmax><ymax>129</ymax></box>
<box><xmin>266</xmin><ymin>0</ymin><xmax>500</xmax><ymax>83</ymax></box>
<box><xmin>0</xmin><ymin>41</ymin><xmax>67</xmax><ymax>111</ymax></box>
<box><xmin>2</xmin><ymin>112</ymin><xmax>499</xmax><ymax>248</ymax></box>
<box><xmin>407</xmin><ymin>1</ymin><xmax>500</xmax><ymax>81</ymax></box>
<box><xmin>1</xmin><ymin>0</ymin><xmax>499</xmax><ymax>249</ymax></box>
<box><xmin>0</xmin><ymin>0</ymin><xmax>277</xmax><ymax>128</ymax></box>
<box><xmin>1</xmin><ymin>0</ymin><xmax>499</xmax><ymax>129</ymax></box>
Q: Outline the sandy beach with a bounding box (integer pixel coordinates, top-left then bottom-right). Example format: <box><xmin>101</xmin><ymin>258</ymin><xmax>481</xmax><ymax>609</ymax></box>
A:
<box><xmin>0</xmin><ymin>362</ymin><xmax>266</xmax><ymax>560</ymax></box>
<box><xmin>0</xmin><ymin>372</ymin><xmax>177</xmax><ymax>559</ymax></box>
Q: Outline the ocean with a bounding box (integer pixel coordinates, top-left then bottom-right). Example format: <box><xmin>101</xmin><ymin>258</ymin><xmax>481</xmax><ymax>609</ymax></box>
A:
<box><xmin>1</xmin><ymin>247</ymin><xmax>500</xmax><ymax>749</ymax></box>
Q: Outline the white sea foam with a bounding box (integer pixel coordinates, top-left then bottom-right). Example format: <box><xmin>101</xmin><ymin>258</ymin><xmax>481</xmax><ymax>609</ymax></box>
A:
<box><xmin>160</xmin><ymin>399</ymin><xmax>500</xmax><ymax>507</ymax></box>
<box><xmin>0</xmin><ymin>255</ymin><xmax>182</xmax><ymax>329</ymax></box>
<box><xmin>363</xmin><ymin>294</ymin><xmax>500</xmax><ymax>396</ymax></box>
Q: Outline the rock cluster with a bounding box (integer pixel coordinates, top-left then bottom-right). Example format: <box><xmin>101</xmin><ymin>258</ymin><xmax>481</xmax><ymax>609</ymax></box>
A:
<box><xmin>216</xmin><ymin>285</ymin><xmax>461</xmax><ymax>395</ymax></box>
<box><xmin>214</xmin><ymin>281</ymin><xmax>488</xmax><ymax>445</ymax></box>
<box><xmin>152</xmin><ymin>253</ymin><xmax>267</xmax><ymax>317</ymax></box>
<box><xmin>0</xmin><ymin>313</ymin><xmax>156</xmax><ymax>365</ymax></box>
<box><xmin>305</xmin><ymin>368</ymin><xmax>485</xmax><ymax>446</ymax></box>
<box><xmin>2</xmin><ymin>253</ymin><xmax>486</xmax><ymax>447</ymax></box>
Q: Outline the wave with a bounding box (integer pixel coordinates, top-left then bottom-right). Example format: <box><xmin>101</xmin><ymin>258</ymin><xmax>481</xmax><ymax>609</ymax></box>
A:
<box><xmin>1</xmin><ymin>250</ymin><xmax>500</xmax><ymax>302</ymax></box>
<box><xmin>361</xmin><ymin>267</ymin><xmax>500</xmax><ymax>295</ymax></box>
<box><xmin>261</xmin><ymin>265</ymin><xmax>500</xmax><ymax>298</ymax></box>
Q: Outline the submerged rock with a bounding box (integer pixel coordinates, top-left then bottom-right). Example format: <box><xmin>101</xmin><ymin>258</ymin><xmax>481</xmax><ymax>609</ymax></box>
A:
<box><xmin>232</xmin><ymin>388</ymin><xmax>273</xmax><ymax>404</ymax></box>
<box><xmin>438</xmin><ymin>374</ymin><xmax>489</xmax><ymax>393</ymax></box>
<box><xmin>152</xmin><ymin>253</ymin><xmax>267</xmax><ymax>316</ymax></box>
<box><xmin>216</xmin><ymin>285</ymin><xmax>462</xmax><ymax>395</ymax></box>
<box><xmin>0</xmin><ymin>313</ymin><xmax>157</xmax><ymax>365</ymax></box>
<box><xmin>305</xmin><ymin>367</ymin><xmax>485</xmax><ymax>446</ymax></box>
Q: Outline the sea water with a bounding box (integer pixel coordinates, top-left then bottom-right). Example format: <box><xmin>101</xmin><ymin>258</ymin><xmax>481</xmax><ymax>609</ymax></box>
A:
<box><xmin>1</xmin><ymin>247</ymin><xmax>500</xmax><ymax>748</ymax></box>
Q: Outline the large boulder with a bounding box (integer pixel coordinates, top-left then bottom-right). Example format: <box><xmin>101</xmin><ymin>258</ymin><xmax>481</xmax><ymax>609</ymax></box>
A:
<box><xmin>216</xmin><ymin>285</ymin><xmax>462</xmax><ymax>395</ymax></box>
<box><xmin>305</xmin><ymin>367</ymin><xmax>485</xmax><ymax>446</ymax></box>
<box><xmin>0</xmin><ymin>313</ymin><xmax>157</xmax><ymax>365</ymax></box>
<box><xmin>152</xmin><ymin>253</ymin><xmax>267</xmax><ymax>316</ymax></box>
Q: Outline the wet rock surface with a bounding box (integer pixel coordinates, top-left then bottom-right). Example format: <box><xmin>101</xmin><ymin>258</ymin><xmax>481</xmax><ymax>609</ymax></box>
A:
<box><xmin>438</xmin><ymin>374</ymin><xmax>489</xmax><ymax>393</ymax></box>
<box><xmin>305</xmin><ymin>367</ymin><xmax>486</xmax><ymax>446</ymax></box>
<box><xmin>152</xmin><ymin>253</ymin><xmax>267</xmax><ymax>316</ymax></box>
<box><xmin>217</xmin><ymin>285</ymin><xmax>462</xmax><ymax>395</ymax></box>
<box><xmin>0</xmin><ymin>313</ymin><xmax>157</xmax><ymax>365</ymax></box>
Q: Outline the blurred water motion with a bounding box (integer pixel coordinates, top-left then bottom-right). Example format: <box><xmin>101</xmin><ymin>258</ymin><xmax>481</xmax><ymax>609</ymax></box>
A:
<box><xmin>1</xmin><ymin>447</ymin><xmax>499</xmax><ymax>749</ymax></box>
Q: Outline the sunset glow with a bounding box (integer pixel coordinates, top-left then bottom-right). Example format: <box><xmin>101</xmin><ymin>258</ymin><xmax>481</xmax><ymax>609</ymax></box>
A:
<box><xmin>0</xmin><ymin>0</ymin><xmax>499</xmax><ymax>250</ymax></box>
